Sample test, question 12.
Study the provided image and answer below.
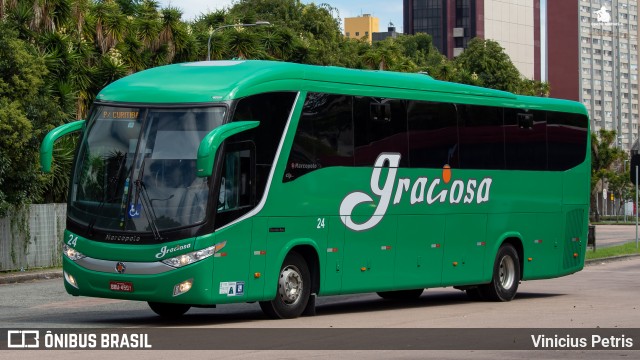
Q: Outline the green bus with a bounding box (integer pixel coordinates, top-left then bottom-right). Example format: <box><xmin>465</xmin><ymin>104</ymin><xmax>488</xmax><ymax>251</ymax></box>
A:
<box><xmin>41</xmin><ymin>60</ymin><xmax>590</xmax><ymax>319</ymax></box>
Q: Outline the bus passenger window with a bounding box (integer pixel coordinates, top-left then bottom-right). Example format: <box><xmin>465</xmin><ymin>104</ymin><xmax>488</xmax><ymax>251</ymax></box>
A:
<box><xmin>504</xmin><ymin>108</ymin><xmax>547</xmax><ymax>170</ymax></box>
<box><xmin>547</xmin><ymin>111</ymin><xmax>588</xmax><ymax>171</ymax></box>
<box><xmin>284</xmin><ymin>93</ymin><xmax>354</xmax><ymax>182</ymax></box>
<box><xmin>354</xmin><ymin>97</ymin><xmax>408</xmax><ymax>167</ymax></box>
<box><xmin>458</xmin><ymin>104</ymin><xmax>505</xmax><ymax>170</ymax></box>
<box><xmin>407</xmin><ymin>101</ymin><xmax>459</xmax><ymax>168</ymax></box>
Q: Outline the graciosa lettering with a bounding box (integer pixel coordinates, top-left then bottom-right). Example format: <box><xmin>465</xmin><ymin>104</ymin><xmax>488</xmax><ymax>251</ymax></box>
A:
<box><xmin>339</xmin><ymin>153</ymin><xmax>493</xmax><ymax>232</ymax></box>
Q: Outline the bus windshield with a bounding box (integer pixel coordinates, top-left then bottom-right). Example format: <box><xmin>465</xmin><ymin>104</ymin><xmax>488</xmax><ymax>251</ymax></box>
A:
<box><xmin>69</xmin><ymin>105</ymin><xmax>226</xmax><ymax>235</ymax></box>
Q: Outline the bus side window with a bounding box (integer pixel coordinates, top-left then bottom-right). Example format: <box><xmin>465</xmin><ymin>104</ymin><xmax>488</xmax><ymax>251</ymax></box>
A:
<box><xmin>354</xmin><ymin>97</ymin><xmax>408</xmax><ymax>167</ymax></box>
<box><xmin>504</xmin><ymin>108</ymin><xmax>547</xmax><ymax>170</ymax></box>
<box><xmin>547</xmin><ymin>111</ymin><xmax>588</xmax><ymax>171</ymax></box>
<box><xmin>458</xmin><ymin>104</ymin><xmax>505</xmax><ymax>170</ymax></box>
<box><xmin>284</xmin><ymin>93</ymin><xmax>354</xmax><ymax>182</ymax></box>
<box><xmin>218</xmin><ymin>149</ymin><xmax>252</xmax><ymax>212</ymax></box>
<box><xmin>407</xmin><ymin>101</ymin><xmax>459</xmax><ymax>168</ymax></box>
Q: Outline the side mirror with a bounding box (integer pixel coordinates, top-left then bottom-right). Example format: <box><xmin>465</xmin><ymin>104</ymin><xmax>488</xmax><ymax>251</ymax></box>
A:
<box><xmin>40</xmin><ymin>120</ymin><xmax>85</xmax><ymax>173</ymax></box>
<box><xmin>196</xmin><ymin>121</ymin><xmax>259</xmax><ymax>177</ymax></box>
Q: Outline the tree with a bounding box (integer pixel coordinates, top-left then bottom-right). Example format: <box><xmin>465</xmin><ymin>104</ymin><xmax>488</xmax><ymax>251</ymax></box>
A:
<box><xmin>452</xmin><ymin>38</ymin><xmax>549</xmax><ymax>96</ymax></box>
<box><xmin>591</xmin><ymin>130</ymin><xmax>627</xmax><ymax>221</ymax></box>
<box><xmin>607</xmin><ymin>165</ymin><xmax>633</xmax><ymax>219</ymax></box>
<box><xmin>0</xmin><ymin>23</ymin><xmax>67</xmax><ymax>216</ymax></box>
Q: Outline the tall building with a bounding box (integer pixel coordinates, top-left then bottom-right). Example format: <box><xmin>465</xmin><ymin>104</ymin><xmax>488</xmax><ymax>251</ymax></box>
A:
<box><xmin>572</xmin><ymin>0</ymin><xmax>639</xmax><ymax>149</ymax></box>
<box><xmin>403</xmin><ymin>0</ymin><xmax>537</xmax><ymax>79</ymax></box>
<box><xmin>345</xmin><ymin>14</ymin><xmax>380</xmax><ymax>44</ymax></box>
<box><xmin>404</xmin><ymin>0</ymin><xmax>639</xmax><ymax>150</ymax></box>
<box><xmin>549</xmin><ymin>0</ymin><xmax>639</xmax><ymax>149</ymax></box>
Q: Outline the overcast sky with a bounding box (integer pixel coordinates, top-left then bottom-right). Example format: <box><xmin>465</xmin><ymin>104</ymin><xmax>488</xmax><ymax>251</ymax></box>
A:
<box><xmin>157</xmin><ymin>0</ymin><xmax>404</xmax><ymax>33</ymax></box>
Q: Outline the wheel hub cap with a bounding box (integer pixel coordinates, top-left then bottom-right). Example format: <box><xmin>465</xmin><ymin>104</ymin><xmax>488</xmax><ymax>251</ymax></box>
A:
<box><xmin>278</xmin><ymin>265</ymin><xmax>303</xmax><ymax>305</ymax></box>
<box><xmin>498</xmin><ymin>256</ymin><xmax>516</xmax><ymax>289</ymax></box>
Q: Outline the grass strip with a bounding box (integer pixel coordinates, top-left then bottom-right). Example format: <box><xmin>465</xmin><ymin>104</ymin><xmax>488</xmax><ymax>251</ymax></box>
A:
<box><xmin>585</xmin><ymin>241</ymin><xmax>640</xmax><ymax>260</ymax></box>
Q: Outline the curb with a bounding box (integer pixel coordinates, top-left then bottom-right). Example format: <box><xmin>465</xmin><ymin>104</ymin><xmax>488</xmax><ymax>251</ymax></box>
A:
<box><xmin>584</xmin><ymin>253</ymin><xmax>640</xmax><ymax>266</ymax></box>
<box><xmin>0</xmin><ymin>269</ymin><xmax>62</xmax><ymax>285</ymax></box>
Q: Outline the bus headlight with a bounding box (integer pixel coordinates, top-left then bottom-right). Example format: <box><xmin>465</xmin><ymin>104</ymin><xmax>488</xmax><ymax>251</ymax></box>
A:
<box><xmin>63</xmin><ymin>244</ymin><xmax>86</xmax><ymax>261</ymax></box>
<box><xmin>161</xmin><ymin>245</ymin><xmax>216</xmax><ymax>268</ymax></box>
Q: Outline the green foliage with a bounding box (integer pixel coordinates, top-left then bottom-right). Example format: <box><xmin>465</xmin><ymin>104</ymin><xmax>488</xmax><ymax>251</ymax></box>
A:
<box><xmin>0</xmin><ymin>23</ymin><xmax>61</xmax><ymax>216</ymax></box>
<box><xmin>452</xmin><ymin>38</ymin><xmax>549</xmax><ymax>96</ymax></box>
<box><xmin>0</xmin><ymin>0</ymin><xmax>556</xmax><ymax>214</ymax></box>
<box><xmin>591</xmin><ymin>130</ymin><xmax>628</xmax><ymax>221</ymax></box>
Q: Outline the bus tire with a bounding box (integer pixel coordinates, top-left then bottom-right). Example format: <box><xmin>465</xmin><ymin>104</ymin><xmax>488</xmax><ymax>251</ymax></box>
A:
<box><xmin>259</xmin><ymin>252</ymin><xmax>310</xmax><ymax>319</ymax></box>
<box><xmin>480</xmin><ymin>244</ymin><xmax>520</xmax><ymax>302</ymax></box>
<box><xmin>376</xmin><ymin>289</ymin><xmax>424</xmax><ymax>300</ymax></box>
<box><xmin>147</xmin><ymin>302</ymin><xmax>191</xmax><ymax>318</ymax></box>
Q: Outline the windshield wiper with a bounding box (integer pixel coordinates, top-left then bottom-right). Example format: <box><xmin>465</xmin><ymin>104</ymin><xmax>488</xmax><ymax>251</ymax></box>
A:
<box><xmin>133</xmin><ymin>157</ymin><xmax>163</xmax><ymax>241</ymax></box>
<box><xmin>87</xmin><ymin>153</ymin><xmax>128</xmax><ymax>236</ymax></box>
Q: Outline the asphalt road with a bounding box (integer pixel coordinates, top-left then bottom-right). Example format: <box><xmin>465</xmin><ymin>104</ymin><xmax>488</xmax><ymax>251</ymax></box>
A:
<box><xmin>595</xmin><ymin>224</ymin><xmax>640</xmax><ymax>248</ymax></box>
<box><xmin>1</xmin><ymin>257</ymin><xmax>639</xmax><ymax>359</ymax></box>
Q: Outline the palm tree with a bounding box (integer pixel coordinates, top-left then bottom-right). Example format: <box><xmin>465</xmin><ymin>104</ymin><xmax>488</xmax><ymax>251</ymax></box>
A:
<box><xmin>92</xmin><ymin>0</ymin><xmax>127</xmax><ymax>54</ymax></box>
<box><xmin>260</xmin><ymin>29</ymin><xmax>284</xmax><ymax>59</ymax></box>
<box><xmin>159</xmin><ymin>7</ymin><xmax>183</xmax><ymax>62</ymax></box>
<box><xmin>134</xmin><ymin>6</ymin><xmax>160</xmax><ymax>52</ymax></box>
<box><xmin>227</xmin><ymin>27</ymin><xmax>262</xmax><ymax>59</ymax></box>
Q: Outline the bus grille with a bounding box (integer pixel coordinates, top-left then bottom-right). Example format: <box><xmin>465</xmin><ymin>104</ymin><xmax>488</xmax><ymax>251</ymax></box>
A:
<box><xmin>563</xmin><ymin>209</ymin><xmax>584</xmax><ymax>269</ymax></box>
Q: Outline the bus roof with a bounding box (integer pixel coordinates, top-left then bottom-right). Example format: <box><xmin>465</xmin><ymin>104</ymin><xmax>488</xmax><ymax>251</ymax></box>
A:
<box><xmin>96</xmin><ymin>60</ymin><xmax>586</xmax><ymax>115</ymax></box>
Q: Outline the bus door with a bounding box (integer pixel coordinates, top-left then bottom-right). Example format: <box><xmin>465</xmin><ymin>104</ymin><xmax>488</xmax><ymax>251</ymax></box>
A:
<box><xmin>211</xmin><ymin>143</ymin><xmax>256</xmax><ymax>301</ymax></box>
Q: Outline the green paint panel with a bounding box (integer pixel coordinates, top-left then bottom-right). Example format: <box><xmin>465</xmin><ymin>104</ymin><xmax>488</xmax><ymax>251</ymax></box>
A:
<box><xmin>395</xmin><ymin>215</ymin><xmax>445</xmax><ymax>289</ymax></box>
<box><xmin>323</xmin><ymin>216</ymin><xmax>345</xmax><ymax>295</ymax></box>
<box><xmin>208</xmin><ymin>222</ymin><xmax>253</xmax><ymax>304</ymax></box>
<box><xmin>341</xmin><ymin>215</ymin><xmax>397</xmax><ymax>293</ymax></box>
<box><xmin>442</xmin><ymin>214</ymin><xmax>487</xmax><ymax>285</ymax></box>
<box><xmin>65</xmin><ymin>230</ymin><xmax>196</xmax><ymax>262</ymax></box>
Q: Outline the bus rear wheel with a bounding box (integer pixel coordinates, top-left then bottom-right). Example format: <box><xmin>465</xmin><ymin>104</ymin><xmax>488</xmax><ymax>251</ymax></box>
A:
<box><xmin>377</xmin><ymin>289</ymin><xmax>424</xmax><ymax>300</ymax></box>
<box><xmin>259</xmin><ymin>252</ymin><xmax>310</xmax><ymax>319</ymax></box>
<box><xmin>147</xmin><ymin>302</ymin><xmax>191</xmax><ymax>318</ymax></box>
<box><xmin>480</xmin><ymin>244</ymin><xmax>520</xmax><ymax>301</ymax></box>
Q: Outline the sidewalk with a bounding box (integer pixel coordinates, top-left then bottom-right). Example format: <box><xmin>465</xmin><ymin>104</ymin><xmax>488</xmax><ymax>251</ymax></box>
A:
<box><xmin>0</xmin><ymin>268</ymin><xmax>62</xmax><ymax>285</ymax></box>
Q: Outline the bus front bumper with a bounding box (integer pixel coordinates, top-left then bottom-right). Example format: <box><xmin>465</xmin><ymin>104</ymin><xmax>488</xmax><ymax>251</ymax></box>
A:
<box><xmin>62</xmin><ymin>256</ymin><xmax>214</xmax><ymax>305</ymax></box>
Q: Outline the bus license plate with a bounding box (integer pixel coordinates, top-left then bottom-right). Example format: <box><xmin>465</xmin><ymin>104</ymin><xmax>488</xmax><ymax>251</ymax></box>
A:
<box><xmin>109</xmin><ymin>281</ymin><xmax>134</xmax><ymax>292</ymax></box>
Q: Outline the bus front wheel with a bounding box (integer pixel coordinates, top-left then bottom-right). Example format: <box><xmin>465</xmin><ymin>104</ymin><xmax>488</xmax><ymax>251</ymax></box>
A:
<box><xmin>260</xmin><ymin>252</ymin><xmax>311</xmax><ymax>319</ymax></box>
<box><xmin>480</xmin><ymin>244</ymin><xmax>520</xmax><ymax>301</ymax></box>
<box><xmin>147</xmin><ymin>302</ymin><xmax>191</xmax><ymax>318</ymax></box>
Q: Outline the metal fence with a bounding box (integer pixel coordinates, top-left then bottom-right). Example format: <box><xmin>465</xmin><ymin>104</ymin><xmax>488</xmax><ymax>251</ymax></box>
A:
<box><xmin>0</xmin><ymin>204</ymin><xmax>66</xmax><ymax>271</ymax></box>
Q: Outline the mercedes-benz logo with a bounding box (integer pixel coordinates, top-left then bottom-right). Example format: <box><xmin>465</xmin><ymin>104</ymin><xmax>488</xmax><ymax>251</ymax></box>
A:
<box><xmin>115</xmin><ymin>262</ymin><xmax>126</xmax><ymax>274</ymax></box>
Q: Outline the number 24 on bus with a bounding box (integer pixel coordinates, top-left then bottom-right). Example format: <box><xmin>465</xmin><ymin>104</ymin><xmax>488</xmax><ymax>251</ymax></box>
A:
<box><xmin>40</xmin><ymin>60</ymin><xmax>590</xmax><ymax>319</ymax></box>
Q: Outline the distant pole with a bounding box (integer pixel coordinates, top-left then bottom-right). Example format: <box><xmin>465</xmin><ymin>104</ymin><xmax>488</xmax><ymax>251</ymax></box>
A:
<box><xmin>636</xmin><ymin>165</ymin><xmax>638</xmax><ymax>249</ymax></box>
